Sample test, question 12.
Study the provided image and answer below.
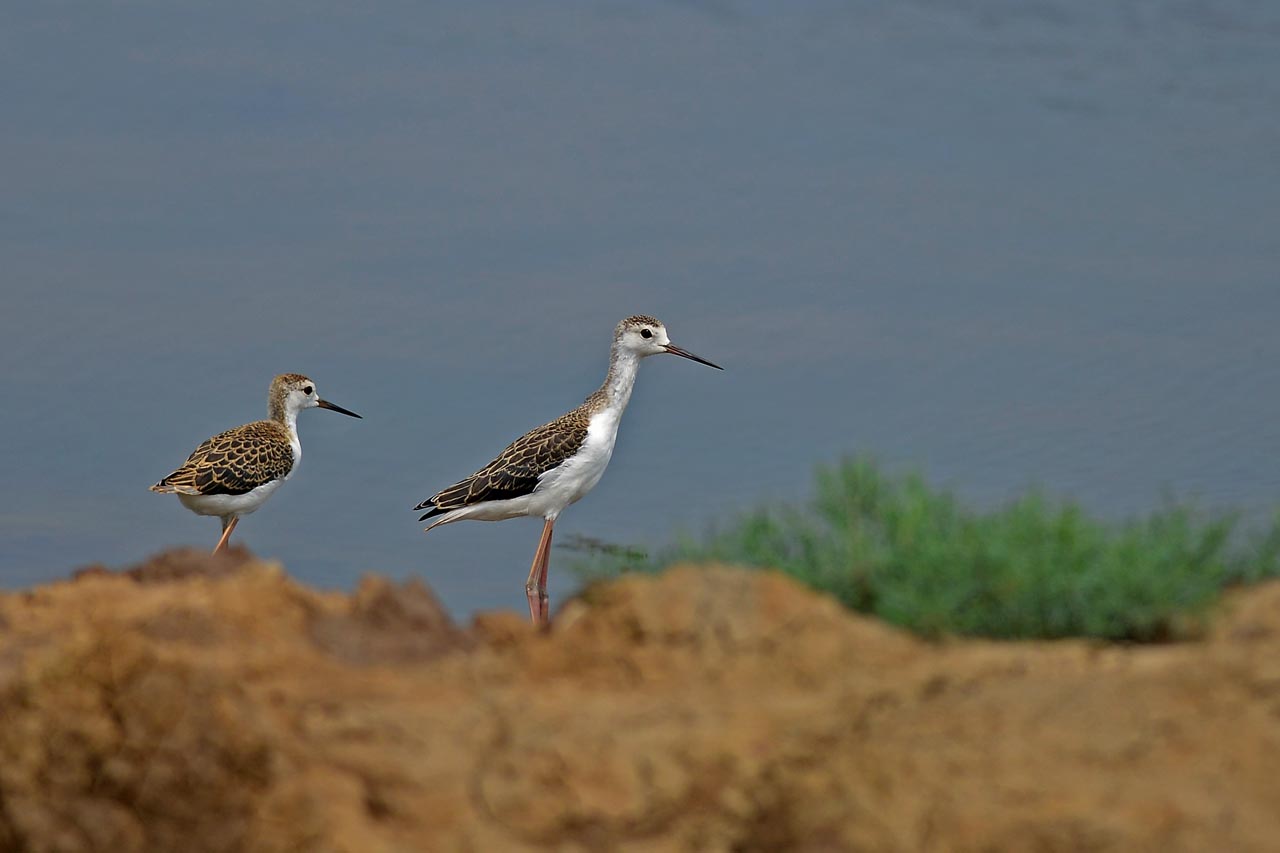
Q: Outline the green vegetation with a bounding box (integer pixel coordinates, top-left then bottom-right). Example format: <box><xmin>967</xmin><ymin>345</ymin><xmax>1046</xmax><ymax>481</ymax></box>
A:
<box><xmin>568</xmin><ymin>456</ymin><xmax>1280</xmax><ymax>642</ymax></box>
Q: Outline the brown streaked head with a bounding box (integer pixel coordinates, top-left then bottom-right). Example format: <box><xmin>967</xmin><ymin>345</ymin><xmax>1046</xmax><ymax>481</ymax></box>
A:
<box><xmin>614</xmin><ymin>316</ymin><xmax>723</xmax><ymax>370</ymax></box>
<box><xmin>268</xmin><ymin>374</ymin><xmax>362</xmax><ymax>421</ymax></box>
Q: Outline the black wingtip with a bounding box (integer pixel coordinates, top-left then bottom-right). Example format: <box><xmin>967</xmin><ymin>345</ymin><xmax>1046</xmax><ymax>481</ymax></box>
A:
<box><xmin>417</xmin><ymin>505</ymin><xmax>444</xmax><ymax>523</ymax></box>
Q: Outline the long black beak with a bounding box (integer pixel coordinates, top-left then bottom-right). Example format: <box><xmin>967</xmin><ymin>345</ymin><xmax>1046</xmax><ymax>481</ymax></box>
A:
<box><xmin>663</xmin><ymin>343</ymin><xmax>723</xmax><ymax>370</ymax></box>
<box><xmin>317</xmin><ymin>399</ymin><xmax>362</xmax><ymax>418</ymax></box>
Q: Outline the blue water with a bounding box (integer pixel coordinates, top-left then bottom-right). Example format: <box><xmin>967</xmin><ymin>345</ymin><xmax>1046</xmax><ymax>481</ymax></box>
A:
<box><xmin>3</xmin><ymin>1</ymin><xmax>1279</xmax><ymax>616</ymax></box>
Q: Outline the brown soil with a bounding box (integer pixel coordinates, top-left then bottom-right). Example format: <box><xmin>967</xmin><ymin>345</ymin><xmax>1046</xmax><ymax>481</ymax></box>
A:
<box><xmin>2</xmin><ymin>548</ymin><xmax>1279</xmax><ymax>852</ymax></box>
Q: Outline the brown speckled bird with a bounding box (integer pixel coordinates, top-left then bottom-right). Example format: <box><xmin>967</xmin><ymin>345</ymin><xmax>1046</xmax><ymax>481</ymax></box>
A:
<box><xmin>414</xmin><ymin>316</ymin><xmax>722</xmax><ymax>626</ymax></box>
<box><xmin>151</xmin><ymin>373</ymin><xmax>361</xmax><ymax>553</ymax></box>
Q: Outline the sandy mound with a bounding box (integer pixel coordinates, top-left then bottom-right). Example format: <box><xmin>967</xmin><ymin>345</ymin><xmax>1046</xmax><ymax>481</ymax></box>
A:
<box><xmin>2</xmin><ymin>549</ymin><xmax>1279</xmax><ymax>851</ymax></box>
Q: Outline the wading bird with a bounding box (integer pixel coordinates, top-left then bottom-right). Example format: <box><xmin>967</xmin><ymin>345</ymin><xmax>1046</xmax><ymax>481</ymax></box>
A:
<box><xmin>151</xmin><ymin>373</ymin><xmax>361</xmax><ymax>553</ymax></box>
<box><xmin>414</xmin><ymin>316</ymin><xmax>722</xmax><ymax>625</ymax></box>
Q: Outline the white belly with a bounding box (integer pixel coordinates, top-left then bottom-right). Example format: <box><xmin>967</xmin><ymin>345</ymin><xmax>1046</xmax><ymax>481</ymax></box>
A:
<box><xmin>177</xmin><ymin>478</ymin><xmax>285</xmax><ymax>519</ymax></box>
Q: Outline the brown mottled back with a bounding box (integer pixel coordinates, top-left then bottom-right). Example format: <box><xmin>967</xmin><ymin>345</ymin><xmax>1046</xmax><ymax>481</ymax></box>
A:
<box><xmin>417</xmin><ymin>407</ymin><xmax>591</xmax><ymax>517</ymax></box>
<box><xmin>151</xmin><ymin>420</ymin><xmax>295</xmax><ymax>496</ymax></box>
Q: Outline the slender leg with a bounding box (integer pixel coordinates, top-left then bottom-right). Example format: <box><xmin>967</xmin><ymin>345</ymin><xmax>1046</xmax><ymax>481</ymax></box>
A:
<box><xmin>213</xmin><ymin>516</ymin><xmax>239</xmax><ymax>555</ymax></box>
<box><xmin>524</xmin><ymin>518</ymin><xmax>555</xmax><ymax>626</ymax></box>
<box><xmin>535</xmin><ymin>520</ymin><xmax>554</xmax><ymax>625</ymax></box>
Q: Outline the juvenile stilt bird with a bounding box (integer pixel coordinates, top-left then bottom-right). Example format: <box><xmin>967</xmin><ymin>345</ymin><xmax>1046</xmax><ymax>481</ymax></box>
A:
<box><xmin>414</xmin><ymin>316</ymin><xmax>722</xmax><ymax>626</ymax></box>
<box><xmin>151</xmin><ymin>373</ymin><xmax>361</xmax><ymax>553</ymax></box>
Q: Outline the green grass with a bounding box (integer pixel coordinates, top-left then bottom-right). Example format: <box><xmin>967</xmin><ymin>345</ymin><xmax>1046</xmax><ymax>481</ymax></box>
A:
<box><xmin>568</xmin><ymin>456</ymin><xmax>1280</xmax><ymax>641</ymax></box>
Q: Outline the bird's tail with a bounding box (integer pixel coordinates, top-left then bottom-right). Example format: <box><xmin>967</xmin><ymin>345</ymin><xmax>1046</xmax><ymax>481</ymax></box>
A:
<box><xmin>150</xmin><ymin>477</ymin><xmax>198</xmax><ymax>495</ymax></box>
<box><xmin>416</xmin><ymin>501</ymin><xmax>446</xmax><ymax>524</ymax></box>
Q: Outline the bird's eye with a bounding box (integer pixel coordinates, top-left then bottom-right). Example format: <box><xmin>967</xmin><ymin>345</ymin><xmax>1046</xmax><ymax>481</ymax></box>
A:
<box><xmin>640</xmin><ymin>329</ymin><xmax>653</xmax><ymax>339</ymax></box>
<box><xmin>303</xmin><ymin>386</ymin><xmax>314</xmax><ymax>395</ymax></box>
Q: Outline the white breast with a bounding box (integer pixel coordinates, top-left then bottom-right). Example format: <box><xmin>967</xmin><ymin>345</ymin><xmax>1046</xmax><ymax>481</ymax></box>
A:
<box><xmin>528</xmin><ymin>410</ymin><xmax>621</xmax><ymax>520</ymax></box>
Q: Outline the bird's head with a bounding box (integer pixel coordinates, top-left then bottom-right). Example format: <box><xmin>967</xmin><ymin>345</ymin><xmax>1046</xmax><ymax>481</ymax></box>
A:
<box><xmin>613</xmin><ymin>315</ymin><xmax>722</xmax><ymax>369</ymax></box>
<box><xmin>270</xmin><ymin>373</ymin><xmax>362</xmax><ymax>421</ymax></box>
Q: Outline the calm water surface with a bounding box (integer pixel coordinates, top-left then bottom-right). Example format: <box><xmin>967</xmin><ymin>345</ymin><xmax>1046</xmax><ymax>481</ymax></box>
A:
<box><xmin>3</xmin><ymin>1</ymin><xmax>1279</xmax><ymax>615</ymax></box>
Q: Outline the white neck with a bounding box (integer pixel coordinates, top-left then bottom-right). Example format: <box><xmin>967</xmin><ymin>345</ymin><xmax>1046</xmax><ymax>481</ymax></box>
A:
<box><xmin>599</xmin><ymin>345</ymin><xmax>642</xmax><ymax>413</ymax></box>
<box><xmin>282</xmin><ymin>406</ymin><xmax>303</xmax><ymax>465</ymax></box>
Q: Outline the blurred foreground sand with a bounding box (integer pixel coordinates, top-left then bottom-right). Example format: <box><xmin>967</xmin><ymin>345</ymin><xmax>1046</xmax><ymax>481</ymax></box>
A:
<box><xmin>2</xmin><ymin>549</ymin><xmax>1278</xmax><ymax>852</ymax></box>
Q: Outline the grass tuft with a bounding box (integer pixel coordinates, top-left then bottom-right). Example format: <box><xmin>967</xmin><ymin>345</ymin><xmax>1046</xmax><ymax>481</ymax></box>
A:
<box><xmin>567</xmin><ymin>456</ymin><xmax>1280</xmax><ymax>641</ymax></box>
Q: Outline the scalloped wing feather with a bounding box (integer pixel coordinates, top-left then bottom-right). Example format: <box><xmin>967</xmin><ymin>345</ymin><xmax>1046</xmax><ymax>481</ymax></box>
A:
<box><xmin>151</xmin><ymin>420</ymin><xmax>294</xmax><ymax>497</ymax></box>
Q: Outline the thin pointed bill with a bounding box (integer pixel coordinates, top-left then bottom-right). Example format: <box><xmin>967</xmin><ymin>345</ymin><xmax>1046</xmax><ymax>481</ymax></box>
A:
<box><xmin>317</xmin><ymin>399</ymin><xmax>363</xmax><ymax>418</ymax></box>
<box><xmin>663</xmin><ymin>343</ymin><xmax>723</xmax><ymax>370</ymax></box>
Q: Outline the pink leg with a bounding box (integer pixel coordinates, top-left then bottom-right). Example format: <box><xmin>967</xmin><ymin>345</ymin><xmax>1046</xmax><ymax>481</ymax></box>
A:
<box><xmin>535</xmin><ymin>522</ymin><xmax>554</xmax><ymax>625</ymax></box>
<box><xmin>524</xmin><ymin>518</ymin><xmax>555</xmax><ymax>626</ymax></box>
<box><xmin>213</xmin><ymin>516</ymin><xmax>239</xmax><ymax>554</ymax></box>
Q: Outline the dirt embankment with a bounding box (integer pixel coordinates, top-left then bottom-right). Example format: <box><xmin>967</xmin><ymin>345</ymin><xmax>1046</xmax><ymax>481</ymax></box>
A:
<box><xmin>1</xmin><ymin>549</ymin><xmax>1278</xmax><ymax>852</ymax></box>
